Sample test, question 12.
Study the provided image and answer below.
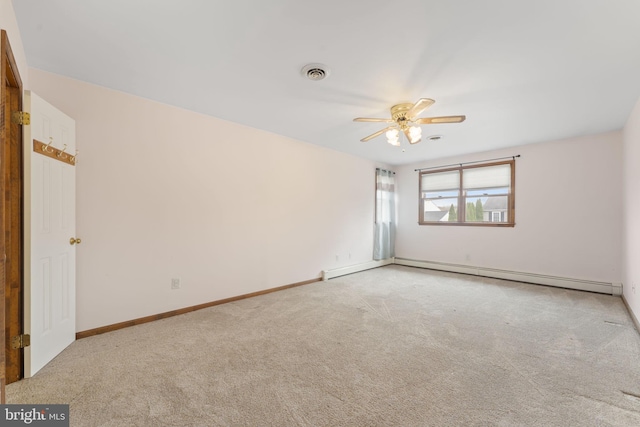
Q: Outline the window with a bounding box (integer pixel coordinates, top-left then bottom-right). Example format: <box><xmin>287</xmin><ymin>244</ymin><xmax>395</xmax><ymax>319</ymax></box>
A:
<box><xmin>419</xmin><ymin>160</ymin><xmax>515</xmax><ymax>226</ymax></box>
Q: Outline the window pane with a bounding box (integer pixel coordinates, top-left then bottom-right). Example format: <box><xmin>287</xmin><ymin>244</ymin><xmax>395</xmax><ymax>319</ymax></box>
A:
<box><xmin>423</xmin><ymin>197</ymin><xmax>458</xmax><ymax>222</ymax></box>
<box><xmin>464</xmin><ymin>195</ymin><xmax>508</xmax><ymax>223</ymax></box>
<box><xmin>421</xmin><ymin>170</ymin><xmax>459</xmax><ymax>191</ymax></box>
<box><xmin>463</xmin><ymin>164</ymin><xmax>511</xmax><ymax>190</ymax></box>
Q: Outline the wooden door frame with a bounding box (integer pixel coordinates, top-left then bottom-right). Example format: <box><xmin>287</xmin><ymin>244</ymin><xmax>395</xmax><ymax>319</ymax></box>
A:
<box><xmin>1</xmin><ymin>28</ymin><xmax>24</xmax><ymax>403</ymax></box>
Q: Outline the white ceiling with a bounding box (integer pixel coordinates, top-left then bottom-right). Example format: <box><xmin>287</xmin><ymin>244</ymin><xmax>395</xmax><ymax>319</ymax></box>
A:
<box><xmin>12</xmin><ymin>0</ymin><xmax>640</xmax><ymax>165</ymax></box>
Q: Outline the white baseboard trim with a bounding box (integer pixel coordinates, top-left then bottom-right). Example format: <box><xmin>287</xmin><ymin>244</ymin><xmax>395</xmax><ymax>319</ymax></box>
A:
<box><xmin>622</xmin><ymin>294</ymin><xmax>640</xmax><ymax>335</ymax></box>
<box><xmin>322</xmin><ymin>258</ymin><xmax>394</xmax><ymax>281</ymax></box>
<box><xmin>393</xmin><ymin>258</ymin><xmax>621</xmax><ymax>296</ymax></box>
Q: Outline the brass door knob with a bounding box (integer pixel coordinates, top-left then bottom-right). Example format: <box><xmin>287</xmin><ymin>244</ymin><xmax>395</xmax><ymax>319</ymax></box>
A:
<box><xmin>69</xmin><ymin>237</ymin><xmax>82</xmax><ymax>245</ymax></box>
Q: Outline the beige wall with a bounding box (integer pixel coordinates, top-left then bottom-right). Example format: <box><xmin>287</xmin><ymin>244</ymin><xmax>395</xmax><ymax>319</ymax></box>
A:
<box><xmin>395</xmin><ymin>132</ymin><xmax>623</xmax><ymax>285</ymax></box>
<box><xmin>29</xmin><ymin>69</ymin><xmax>379</xmax><ymax>331</ymax></box>
<box><xmin>623</xmin><ymin>97</ymin><xmax>640</xmax><ymax>323</ymax></box>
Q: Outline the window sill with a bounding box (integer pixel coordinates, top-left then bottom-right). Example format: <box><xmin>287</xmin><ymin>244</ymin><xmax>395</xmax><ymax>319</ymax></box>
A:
<box><xmin>418</xmin><ymin>222</ymin><xmax>515</xmax><ymax>227</ymax></box>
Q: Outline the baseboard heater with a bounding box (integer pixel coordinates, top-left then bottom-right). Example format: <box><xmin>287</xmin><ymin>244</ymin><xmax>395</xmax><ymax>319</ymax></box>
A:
<box><xmin>323</xmin><ymin>257</ymin><xmax>621</xmax><ymax>296</ymax></box>
<box><xmin>395</xmin><ymin>258</ymin><xmax>621</xmax><ymax>296</ymax></box>
<box><xmin>322</xmin><ymin>258</ymin><xmax>394</xmax><ymax>281</ymax></box>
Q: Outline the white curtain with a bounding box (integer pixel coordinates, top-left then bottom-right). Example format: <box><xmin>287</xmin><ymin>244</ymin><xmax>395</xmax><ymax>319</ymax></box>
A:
<box><xmin>374</xmin><ymin>169</ymin><xmax>396</xmax><ymax>260</ymax></box>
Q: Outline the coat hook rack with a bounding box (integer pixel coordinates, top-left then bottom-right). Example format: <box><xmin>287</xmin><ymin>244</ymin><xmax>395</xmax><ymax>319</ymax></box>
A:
<box><xmin>33</xmin><ymin>139</ymin><xmax>76</xmax><ymax>166</ymax></box>
<box><xmin>69</xmin><ymin>150</ymin><xmax>78</xmax><ymax>165</ymax></box>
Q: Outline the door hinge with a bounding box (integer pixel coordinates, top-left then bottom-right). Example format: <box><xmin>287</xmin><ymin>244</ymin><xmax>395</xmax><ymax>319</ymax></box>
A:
<box><xmin>10</xmin><ymin>334</ymin><xmax>30</xmax><ymax>349</ymax></box>
<box><xmin>11</xmin><ymin>111</ymin><xmax>30</xmax><ymax>125</ymax></box>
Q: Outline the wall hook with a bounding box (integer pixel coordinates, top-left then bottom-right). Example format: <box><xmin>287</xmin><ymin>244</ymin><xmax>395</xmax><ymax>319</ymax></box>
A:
<box><xmin>42</xmin><ymin>137</ymin><xmax>55</xmax><ymax>153</ymax></box>
<box><xmin>57</xmin><ymin>144</ymin><xmax>68</xmax><ymax>159</ymax></box>
<box><xmin>70</xmin><ymin>150</ymin><xmax>78</xmax><ymax>165</ymax></box>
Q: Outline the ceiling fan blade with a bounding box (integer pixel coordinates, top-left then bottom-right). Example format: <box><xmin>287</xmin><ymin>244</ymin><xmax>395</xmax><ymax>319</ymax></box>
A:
<box><xmin>406</xmin><ymin>98</ymin><xmax>435</xmax><ymax>120</ymax></box>
<box><xmin>353</xmin><ymin>117</ymin><xmax>395</xmax><ymax>123</ymax></box>
<box><xmin>361</xmin><ymin>126</ymin><xmax>395</xmax><ymax>142</ymax></box>
<box><xmin>414</xmin><ymin>115</ymin><xmax>466</xmax><ymax>124</ymax></box>
<box><xmin>404</xmin><ymin>128</ymin><xmax>421</xmax><ymax>144</ymax></box>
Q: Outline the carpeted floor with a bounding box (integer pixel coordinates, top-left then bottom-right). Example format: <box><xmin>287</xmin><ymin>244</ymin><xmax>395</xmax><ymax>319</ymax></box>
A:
<box><xmin>7</xmin><ymin>265</ymin><xmax>640</xmax><ymax>426</ymax></box>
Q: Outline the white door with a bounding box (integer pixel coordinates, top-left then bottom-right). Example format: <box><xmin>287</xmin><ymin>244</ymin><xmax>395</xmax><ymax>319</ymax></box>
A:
<box><xmin>23</xmin><ymin>91</ymin><xmax>76</xmax><ymax>377</ymax></box>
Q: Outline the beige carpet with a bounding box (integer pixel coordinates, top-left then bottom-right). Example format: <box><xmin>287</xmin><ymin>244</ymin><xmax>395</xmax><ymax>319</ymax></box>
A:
<box><xmin>7</xmin><ymin>265</ymin><xmax>640</xmax><ymax>426</ymax></box>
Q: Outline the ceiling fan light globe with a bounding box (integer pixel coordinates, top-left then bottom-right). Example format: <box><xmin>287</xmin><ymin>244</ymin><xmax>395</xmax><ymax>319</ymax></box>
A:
<box><xmin>409</xmin><ymin>126</ymin><xmax>422</xmax><ymax>143</ymax></box>
<box><xmin>386</xmin><ymin>128</ymin><xmax>401</xmax><ymax>146</ymax></box>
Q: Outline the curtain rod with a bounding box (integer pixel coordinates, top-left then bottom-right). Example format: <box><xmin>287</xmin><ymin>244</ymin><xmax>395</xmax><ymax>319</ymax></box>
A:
<box><xmin>414</xmin><ymin>155</ymin><xmax>520</xmax><ymax>172</ymax></box>
<box><xmin>376</xmin><ymin>168</ymin><xmax>395</xmax><ymax>174</ymax></box>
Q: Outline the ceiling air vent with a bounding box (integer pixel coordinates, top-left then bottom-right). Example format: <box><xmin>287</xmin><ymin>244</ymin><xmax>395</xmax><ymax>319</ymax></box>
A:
<box><xmin>301</xmin><ymin>63</ymin><xmax>330</xmax><ymax>81</ymax></box>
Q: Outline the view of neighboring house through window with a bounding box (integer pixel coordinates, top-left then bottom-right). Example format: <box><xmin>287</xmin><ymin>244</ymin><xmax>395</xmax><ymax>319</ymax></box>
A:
<box><xmin>419</xmin><ymin>159</ymin><xmax>515</xmax><ymax>226</ymax></box>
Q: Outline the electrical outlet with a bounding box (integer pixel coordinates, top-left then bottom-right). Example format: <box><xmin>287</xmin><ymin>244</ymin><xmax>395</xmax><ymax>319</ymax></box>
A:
<box><xmin>171</xmin><ymin>278</ymin><xmax>181</xmax><ymax>290</ymax></box>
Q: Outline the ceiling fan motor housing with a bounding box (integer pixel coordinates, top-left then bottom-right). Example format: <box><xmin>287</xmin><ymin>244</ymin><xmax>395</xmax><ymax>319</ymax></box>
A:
<box><xmin>391</xmin><ymin>103</ymin><xmax>413</xmax><ymax>129</ymax></box>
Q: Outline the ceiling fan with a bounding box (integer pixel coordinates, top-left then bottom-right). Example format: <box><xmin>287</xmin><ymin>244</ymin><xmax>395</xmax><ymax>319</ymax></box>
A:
<box><xmin>353</xmin><ymin>98</ymin><xmax>466</xmax><ymax>146</ymax></box>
